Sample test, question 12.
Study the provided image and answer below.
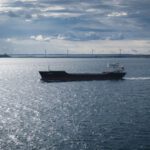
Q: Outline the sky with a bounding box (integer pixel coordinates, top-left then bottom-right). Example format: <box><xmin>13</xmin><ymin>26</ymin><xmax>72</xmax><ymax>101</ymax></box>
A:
<box><xmin>0</xmin><ymin>0</ymin><xmax>150</xmax><ymax>54</ymax></box>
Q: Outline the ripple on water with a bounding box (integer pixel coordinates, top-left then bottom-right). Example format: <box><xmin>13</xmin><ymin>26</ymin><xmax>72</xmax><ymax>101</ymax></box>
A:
<box><xmin>0</xmin><ymin>58</ymin><xmax>150</xmax><ymax>149</ymax></box>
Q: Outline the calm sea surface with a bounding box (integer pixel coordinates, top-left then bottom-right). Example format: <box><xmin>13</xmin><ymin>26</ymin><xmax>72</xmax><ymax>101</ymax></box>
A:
<box><xmin>0</xmin><ymin>58</ymin><xmax>150</xmax><ymax>150</ymax></box>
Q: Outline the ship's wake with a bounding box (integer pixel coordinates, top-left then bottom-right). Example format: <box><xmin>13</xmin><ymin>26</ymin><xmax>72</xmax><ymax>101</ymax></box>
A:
<box><xmin>125</xmin><ymin>77</ymin><xmax>150</xmax><ymax>80</ymax></box>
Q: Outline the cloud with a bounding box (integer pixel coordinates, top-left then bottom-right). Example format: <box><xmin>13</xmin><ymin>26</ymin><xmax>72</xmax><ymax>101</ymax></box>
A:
<box><xmin>30</xmin><ymin>34</ymin><xmax>67</xmax><ymax>41</ymax></box>
<box><xmin>0</xmin><ymin>6</ymin><xmax>23</xmax><ymax>12</ymax></box>
<box><xmin>107</xmin><ymin>12</ymin><xmax>128</xmax><ymax>17</ymax></box>
<box><xmin>40</xmin><ymin>6</ymin><xmax>65</xmax><ymax>12</ymax></box>
<box><xmin>39</xmin><ymin>12</ymin><xmax>81</xmax><ymax>18</ymax></box>
<box><xmin>19</xmin><ymin>0</ymin><xmax>37</xmax><ymax>2</ymax></box>
<box><xmin>6</xmin><ymin>38</ymin><xmax>15</xmax><ymax>42</ymax></box>
<box><xmin>0</xmin><ymin>0</ymin><xmax>150</xmax><ymax>43</ymax></box>
<box><xmin>0</xmin><ymin>0</ymin><xmax>82</xmax><ymax>20</ymax></box>
<box><xmin>30</xmin><ymin>35</ymin><xmax>50</xmax><ymax>41</ymax></box>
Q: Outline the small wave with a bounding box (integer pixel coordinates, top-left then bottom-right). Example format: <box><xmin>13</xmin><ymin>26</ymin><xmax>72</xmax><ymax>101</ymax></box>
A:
<box><xmin>125</xmin><ymin>77</ymin><xmax>150</xmax><ymax>80</ymax></box>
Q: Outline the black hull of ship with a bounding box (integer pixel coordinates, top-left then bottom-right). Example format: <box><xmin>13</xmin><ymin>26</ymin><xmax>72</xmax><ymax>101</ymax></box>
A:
<box><xmin>39</xmin><ymin>71</ymin><xmax>126</xmax><ymax>82</ymax></box>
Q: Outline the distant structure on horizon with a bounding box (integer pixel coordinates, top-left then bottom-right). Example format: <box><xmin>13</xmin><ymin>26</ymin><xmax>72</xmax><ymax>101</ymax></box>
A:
<box><xmin>0</xmin><ymin>53</ymin><xmax>10</xmax><ymax>58</ymax></box>
<box><xmin>9</xmin><ymin>53</ymin><xmax>150</xmax><ymax>58</ymax></box>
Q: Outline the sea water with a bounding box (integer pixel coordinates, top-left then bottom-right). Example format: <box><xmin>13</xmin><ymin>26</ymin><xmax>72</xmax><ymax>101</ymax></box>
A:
<box><xmin>0</xmin><ymin>58</ymin><xmax>149</xmax><ymax>150</ymax></box>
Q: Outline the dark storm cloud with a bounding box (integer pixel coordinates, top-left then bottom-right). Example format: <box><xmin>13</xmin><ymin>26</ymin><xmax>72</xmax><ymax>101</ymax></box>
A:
<box><xmin>0</xmin><ymin>0</ymin><xmax>150</xmax><ymax>40</ymax></box>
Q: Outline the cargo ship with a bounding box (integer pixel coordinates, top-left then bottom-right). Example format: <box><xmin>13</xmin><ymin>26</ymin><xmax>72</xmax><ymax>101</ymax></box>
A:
<box><xmin>39</xmin><ymin>63</ymin><xmax>126</xmax><ymax>82</ymax></box>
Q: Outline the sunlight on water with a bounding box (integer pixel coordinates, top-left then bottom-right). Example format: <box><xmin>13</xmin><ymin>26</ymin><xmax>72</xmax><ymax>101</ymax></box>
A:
<box><xmin>0</xmin><ymin>58</ymin><xmax>150</xmax><ymax>150</ymax></box>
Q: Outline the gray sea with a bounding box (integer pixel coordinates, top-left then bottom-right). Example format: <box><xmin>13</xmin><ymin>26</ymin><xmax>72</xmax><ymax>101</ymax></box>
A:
<box><xmin>0</xmin><ymin>58</ymin><xmax>150</xmax><ymax>150</ymax></box>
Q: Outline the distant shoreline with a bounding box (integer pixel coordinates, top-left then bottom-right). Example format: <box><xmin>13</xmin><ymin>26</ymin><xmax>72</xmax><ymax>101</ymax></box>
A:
<box><xmin>1</xmin><ymin>54</ymin><xmax>150</xmax><ymax>58</ymax></box>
